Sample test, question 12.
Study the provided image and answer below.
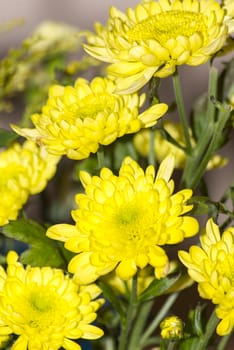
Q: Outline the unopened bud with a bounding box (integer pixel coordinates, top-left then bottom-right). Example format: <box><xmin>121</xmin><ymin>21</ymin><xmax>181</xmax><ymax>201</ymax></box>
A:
<box><xmin>160</xmin><ymin>315</ymin><xmax>183</xmax><ymax>340</ymax></box>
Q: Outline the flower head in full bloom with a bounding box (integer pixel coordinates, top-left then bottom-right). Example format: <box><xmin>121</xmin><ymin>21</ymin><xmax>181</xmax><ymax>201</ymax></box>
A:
<box><xmin>0</xmin><ymin>140</ymin><xmax>60</xmax><ymax>226</ymax></box>
<box><xmin>0</xmin><ymin>251</ymin><xmax>103</xmax><ymax>350</ymax></box>
<box><xmin>179</xmin><ymin>219</ymin><xmax>234</xmax><ymax>336</ymax></box>
<box><xmin>84</xmin><ymin>0</ymin><xmax>234</xmax><ymax>93</ymax></box>
<box><xmin>47</xmin><ymin>155</ymin><xmax>199</xmax><ymax>284</ymax></box>
<box><xmin>133</xmin><ymin>121</ymin><xmax>228</xmax><ymax>169</ymax></box>
<box><xmin>12</xmin><ymin>76</ymin><xmax>168</xmax><ymax>160</ymax></box>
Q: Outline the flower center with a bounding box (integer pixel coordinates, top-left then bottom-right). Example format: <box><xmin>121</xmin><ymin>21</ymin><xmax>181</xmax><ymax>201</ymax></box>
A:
<box><xmin>127</xmin><ymin>11</ymin><xmax>207</xmax><ymax>45</ymax></box>
<box><xmin>115</xmin><ymin>205</ymin><xmax>142</xmax><ymax>241</ymax></box>
<box><xmin>30</xmin><ymin>290</ymin><xmax>54</xmax><ymax>312</ymax></box>
<box><xmin>25</xmin><ymin>287</ymin><xmax>67</xmax><ymax>329</ymax></box>
<box><xmin>77</xmin><ymin>93</ymin><xmax>116</xmax><ymax>119</ymax></box>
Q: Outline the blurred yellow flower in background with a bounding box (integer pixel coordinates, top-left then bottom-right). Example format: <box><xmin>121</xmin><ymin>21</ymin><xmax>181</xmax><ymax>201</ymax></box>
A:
<box><xmin>179</xmin><ymin>219</ymin><xmax>234</xmax><ymax>336</ymax></box>
<box><xmin>84</xmin><ymin>0</ymin><xmax>233</xmax><ymax>93</ymax></box>
<box><xmin>12</xmin><ymin>77</ymin><xmax>168</xmax><ymax>160</ymax></box>
<box><xmin>101</xmin><ymin>261</ymin><xmax>193</xmax><ymax>297</ymax></box>
<box><xmin>27</xmin><ymin>21</ymin><xmax>81</xmax><ymax>55</ymax></box>
<box><xmin>101</xmin><ymin>266</ymin><xmax>155</xmax><ymax>297</ymax></box>
<box><xmin>224</xmin><ymin>0</ymin><xmax>234</xmax><ymax>19</ymax></box>
<box><xmin>47</xmin><ymin>155</ymin><xmax>199</xmax><ymax>284</ymax></box>
<box><xmin>0</xmin><ymin>140</ymin><xmax>60</xmax><ymax>226</ymax></box>
<box><xmin>0</xmin><ymin>251</ymin><xmax>103</xmax><ymax>350</ymax></box>
<box><xmin>133</xmin><ymin>121</ymin><xmax>228</xmax><ymax>169</ymax></box>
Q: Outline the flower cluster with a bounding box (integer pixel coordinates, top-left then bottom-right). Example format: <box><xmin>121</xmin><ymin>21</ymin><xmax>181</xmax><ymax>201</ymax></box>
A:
<box><xmin>0</xmin><ymin>251</ymin><xmax>103</xmax><ymax>350</ymax></box>
<box><xmin>0</xmin><ymin>140</ymin><xmax>60</xmax><ymax>226</ymax></box>
<box><xmin>1</xmin><ymin>0</ymin><xmax>234</xmax><ymax>349</ymax></box>
<box><xmin>12</xmin><ymin>76</ymin><xmax>168</xmax><ymax>160</ymax></box>
<box><xmin>47</xmin><ymin>155</ymin><xmax>198</xmax><ymax>284</ymax></box>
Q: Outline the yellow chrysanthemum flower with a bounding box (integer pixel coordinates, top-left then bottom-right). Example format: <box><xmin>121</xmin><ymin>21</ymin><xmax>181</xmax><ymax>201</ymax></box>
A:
<box><xmin>84</xmin><ymin>0</ymin><xmax>234</xmax><ymax>93</ymax></box>
<box><xmin>160</xmin><ymin>315</ymin><xmax>184</xmax><ymax>339</ymax></box>
<box><xmin>47</xmin><ymin>155</ymin><xmax>199</xmax><ymax>284</ymax></box>
<box><xmin>133</xmin><ymin>121</ymin><xmax>228</xmax><ymax>169</ymax></box>
<box><xmin>179</xmin><ymin>219</ymin><xmax>234</xmax><ymax>336</ymax></box>
<box><xmin>0</xmin><ymin>251</ymin><xmax>103</xmax><ymax>350</ymax></box>
<box><xmin>0</xmin><ymin>140</ymin><xmax>60</xmax><ymax>226</ymax></box>
<box><xmin>12</xmin><ymin>76</ymin><xmax>168</xmax><ymax>160</ymax></box>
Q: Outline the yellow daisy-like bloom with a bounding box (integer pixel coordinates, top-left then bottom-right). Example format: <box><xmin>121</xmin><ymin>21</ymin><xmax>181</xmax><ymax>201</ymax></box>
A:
<box><xmin>0</xmin><ymin>251</ymin><xmax>103</xmax><ymax>350</ymax></box>
<box><xmin>12</xmin><ymin>76</ymin><xmax>168</xmax><ymax>160</ymax></box>
<box><xmin>133</xmin><ymin>121</ymin><xmax>228</xmax><ymax>169</ymax></box>
<box><xmin>47</xmin><ymin>155</ymin><xmax>199</xmax><ymax>284</ymax></box>
<box><xmin>84</xmin><ymin>0</ymin><xmax>233</xmax><ymax>93</ymax></box>
<box><xmin>179</xmin><ymin>219</ymin><xmax>234</xmax><ymax>336</ymax></box>
<box><xmin>0</xmin><ymin>140</ymin><xmax>60</xmax><ymax>226</ymax></box>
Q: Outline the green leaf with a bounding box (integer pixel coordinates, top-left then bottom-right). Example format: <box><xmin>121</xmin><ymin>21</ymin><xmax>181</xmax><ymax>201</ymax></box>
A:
<box><xmin>190</xmin><ymin>304</ymin><xmax>205</xmax><ymax>337</ymax></box>
<box><xmin>138</xmin><ymin>274</ymin><xmax>180</xmax><ymax>302</ymax></box>
<box><xmin>113</xmin><ymin>135</ymin><xmax>138</xmax><ymax>170</ymax></box>
<box><xmin>0</xmin><ymin>128</ymin><xmax>18</xmax><ymax>147</ymax></box>
<box><xmin>187</xmin><ymin>196</ymin><xmax>210</xmax><ymax>215</ymax></box>
<box><xmin>2</xmin><ymin>218</ymin><xmax>66</xmax><ymax>268</ymax></box>
<box><xmin>188</xmin><ymin>196</ymin><xmax>233</xmax><ymax>219</ymax></box>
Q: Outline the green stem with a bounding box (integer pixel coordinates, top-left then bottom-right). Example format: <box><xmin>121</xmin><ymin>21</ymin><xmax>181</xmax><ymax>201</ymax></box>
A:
<box><xmin>148</xmin><ymin>76</ymin><xmax>160</xmax><ymax>167</ymax></box>
<box><xmin>181</xmin><ymin>64</ymin><xmax>220</xmax><ymax>188</ymax></box>
<box><xmin>166</xmin><ymin>341</ymin><xmax>177</xmax><ymax>350</ymax></box>
<box><xmin>97</xmin><ymin>146</ymin><xmax>105</xmax><ymax>169</ymax></box>
<box><xmin>217</xmin><ymin>332</ymin><xmax>232</xmax><ymax>350</ymax></box>
<box><xmin>118</xmin><ymin>274</ymin><xmax>138</xmax><ymax>350</ymax></box>
<box><xmin>206</xmin><ymin>64</ymin><xmax>219</xmax><ymax>124</ymax></box>
<box><xmin>196</xmin><ymin>308</ymin><xmax>219</xmax><ymax>350</ymax></box>
<box><xmin>220</xmin><ymin>216</ymin><xmax>234</xmax><ymax>231</ymax></box>
<box><xmin>193</xmin><ymin>65</ymin><xmax>218</xmax><ymax>153</ymax></box>
<box><xmin>128</xmin><ymin>300</ymin><xmax>154</xmax><ymax>350</ymax></box>
<box><xmin>104</xmin><ymin>337</ymin><xmax>116</xmax><ymax>350</ymax></box>
<box><xmin>144</xmin><ymin>336</ymin><xmax>161</xmax><ymax>346</ymax></box>
<box><xmin>138</xmin><ymin>292</ymin><xmax>179</xmax><ymax>349</ymax></box>
<box><xmin>172</xmin><ymin>69</ymin><xmax>192</xmax><ymax>153</ymax></box>
<box><xmin>148</xmin><ymin>128</ymin><xmax>156</xmax><ymax>166</ymax></box>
